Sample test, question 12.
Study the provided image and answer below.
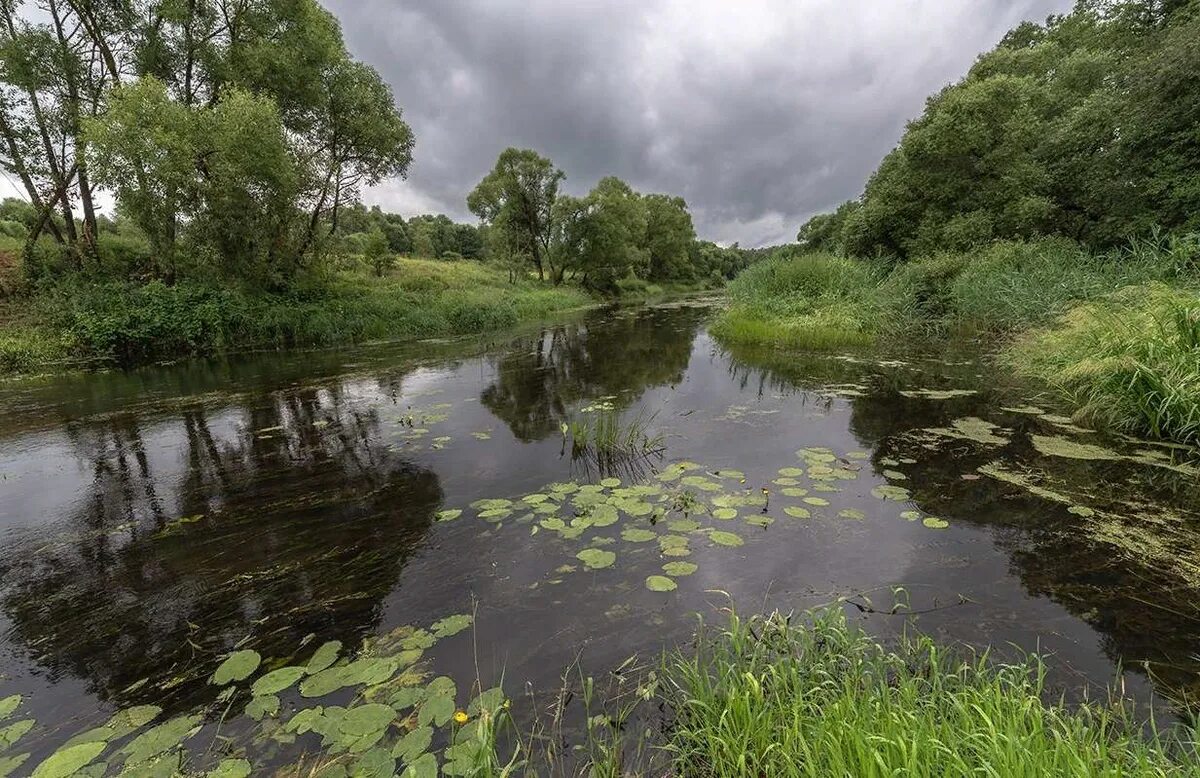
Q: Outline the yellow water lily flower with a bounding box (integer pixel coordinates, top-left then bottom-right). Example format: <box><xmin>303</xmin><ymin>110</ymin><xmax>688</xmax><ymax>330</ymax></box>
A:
<box><xmin>454</xmin><ymin>710</ymin><xmax>469</xmax><ymax>724</ymax></box>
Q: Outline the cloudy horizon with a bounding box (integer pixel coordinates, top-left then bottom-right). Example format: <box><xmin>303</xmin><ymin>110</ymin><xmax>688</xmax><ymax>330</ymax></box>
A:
<box><xmin>325</xmin><ymin>0</ymin><xmax>1074</xmax><ymax>247</ymax></box>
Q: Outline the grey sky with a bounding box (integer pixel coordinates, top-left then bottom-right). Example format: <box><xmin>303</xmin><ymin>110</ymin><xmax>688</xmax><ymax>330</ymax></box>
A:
<box><xmin>326</xmin><ymin>1</ymin><xmax>1073</xmax><ymax>247</ymax></box>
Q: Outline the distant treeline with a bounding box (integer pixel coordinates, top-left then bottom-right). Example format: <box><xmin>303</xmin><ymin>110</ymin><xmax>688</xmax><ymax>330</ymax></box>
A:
<box><xmin>799</xmin><ymin>0</ymin><xmax>1200</xmax><ymax>259</ymax></box>
<box><xmin>464</xmin><ymin>147</ymin><xmax>755</xmax><ymax>293</ymax></box>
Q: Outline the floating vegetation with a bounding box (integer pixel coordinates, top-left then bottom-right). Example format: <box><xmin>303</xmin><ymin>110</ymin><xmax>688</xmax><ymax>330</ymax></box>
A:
<box><xmin>435</xmin><ymin>509</ymin><xmax>462</xmax><ymax>522</ymax></box>
<box><xmin>576</xmin><ymin>549</ymin><xmax>617</xmax><ymax>570</ymax></box>
<box><xmin>784</xmin><ymin>506</ymin><xmax>811</xmax><ymax>519</ymax></box>
<box><xmin>838</xmin><ymin>509</ymin><xmax>866</xmax><ymax>521</ymax></box>
<box><xmin>899</xmin><ymin>388</ymin><xmax>978</xmax><ymax>400</ymax></box>
<box><xmin>709</xmin><ymin>530</ymin><xmax>744</xmax><ymax>547</ymax></box>
<box><xmin>927</xmin><ymin>417</ymin><xmax>1009</xmax><ymax>446</ymax></box>
<box><xmin>646</xmin><ymin>575</ymin><xmax>678</xmax><ymax>592</ymax></box>
<box><xmin>1001</xmin><ymin>405</ymin><xmax>1046</xmax><ymax>415</ymax></box>
<box><xmin>922</xmin><ymin>517</ymin><xmax>950</xmax><ymax>529</ymax></box>
<box><xmin>663</xmin><ymin>561</ymin><xmax>698</xmax><ymax>577</ymax></box>
<box><xmin>1031</xmin><ymin>434</ymin><xmax>1121</xmax><ymax>461</ymax></box>
<box><xmin>871</xmin><ymin>485</ymin><xmax>911</xmax><ymax>502</ymax></box>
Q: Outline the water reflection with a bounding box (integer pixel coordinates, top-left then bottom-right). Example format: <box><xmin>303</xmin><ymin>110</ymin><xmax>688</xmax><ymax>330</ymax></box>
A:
<box><xmin>0</xmin><ymin>383</ymin><xmax>442</xmax><ymax>712</ymax></box>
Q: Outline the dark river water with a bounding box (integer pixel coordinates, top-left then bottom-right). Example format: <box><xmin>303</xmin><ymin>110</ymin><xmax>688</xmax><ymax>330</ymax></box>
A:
<box><xmin>1</xmin><ymin>298</ymin><xmax>1199</xmax><ymax>776</ymax></box>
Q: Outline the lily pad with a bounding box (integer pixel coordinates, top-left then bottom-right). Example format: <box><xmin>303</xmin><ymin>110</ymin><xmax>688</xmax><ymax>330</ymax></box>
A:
<box><xmin>668</xmin><ymin>518</ymin><xmax>701</xmax><ymax>532</ymax></box>
<box><xmin>436</xmin><ymin>509</ymin><xmax>462</xmax><ymax>522</ymax></box>
<box><xmin>838</xmin><ymin>509</ymin><xmax>866</xmax><ymax>520</ymax></box>
<box><xmin>251</xmin><ymin>666</ymin><xmax>305</xmax><ymax>697</ymax></box>
<box><xmin>922</xmin><ymin>517</ymin><xmax>949</xmax><ymax>529</ymax></box>
<box><xmin>900</xmin><ymin>510</ymin><xmax>922</xmax><ymax>521</ymax></box>
<box><xmin>621</xmin><ymin>528</ymin><xmax>657</xmax><ymax>543</ymax></box>
<box><xmin>121</xmin><ymin>714</ymin><xmax>202</xmax><ymax>765</ymax></box>
<box><xmin>30</xmin><ymin>742</ymin><xmax>106</xmax><ymax>778</ymax></box>
<box><xmin>663</xmin><ymin>561</ymin><xmax>698</xmax><ymax>576</ymax></box>
<box><xmin>645</xmin><ymin>575</ymin><xmax>678</xmax><ymax>592</ymax></box>
<box><xmin>781</xmin><ymin>487</ymin><xmax>808</xmax><ymax>498</ymax></box>
<box><xmin>392</xmin><ymin>726</ymin><xmax>433</xmax><ymax>762</ymax></box>
<box><xmin>778</xmin><ymin>467</ymin><xmax>805</xmax><ymax>477</ymax></box>
<box><xmin>576</xmin><ymin>549</ymin><xmax>617</xmax><ymax>570</ymax></box>
<box><xmin>589</xmin><ymin>504</ymin><xmax>619</xmax><ymax>526</ymax></box>
<box><xmin>872</xmin><ymin>485</ymin><xmax>911</xmax><ymax>501</ymax></box>
<box><xmin>431</xmin><ymin>614</ymin><xmax>473</xmax><ymax>638</ymax></box>
<box><xmin>709</xmin><ymin>530</ymin><xmax>744</xmax><ymax>547</ymax></box>
<box><xmin>784</xmin><ymin>506</ymin><xmax>811</xmax><ymax>519</ymax></box>
<box><xmin>712</xmin><ymin>508</ymin><xmax>738</xmax><ymax>520</ymax></box>
<box><xmin>882</xmin><ymin>470</ymin><xmax>907</xmax><ymax>480</ymax></box>
<box><xmin>208</xmin><ymin>759</ymin><xmax>252</xmax><ymax>778</ymax></box>
<box><xmin>745</xmin><ymin>515</ymin><xmax>774</xmax><ymax>527</ymax></box>
<box><xmin>306</xmin><ymin>641</ymin><xmax>342</xmax><ymax>674</ymax></box>
<box><xmin>212</xmin><ymin>650</ymin><xmax>260</xmax><ymax>685</ymax></box>
<box><xmin>0</xmin><ymin>696</ymin><xmax>19</xmax><ymax>721</ymax></box>
<box><xmin>0</xmin><ymin>720</ymin><xmax>33</xmax><ymax>750</ymax></box>
<box><xmin>401</xmin><ymin>752</ymin><xmax>438</xmax><ymax>778</ymax></box>
<box><xmin>245</xmin><ymin>695</ymin><xmax>280</xmax><ymax>721</ymax></box>
<box><xmin>803</xmin><ymin>497</ymin><xmax>830</xmax><ymax>507</ymax></box>
<box><xmin>600</xmin><ymin>477</ymin><xmax>622</xmax><ymax>488</ymax></box>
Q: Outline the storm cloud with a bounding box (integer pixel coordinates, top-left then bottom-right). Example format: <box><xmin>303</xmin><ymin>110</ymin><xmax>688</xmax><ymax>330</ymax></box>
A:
<box><xmin>325</xmin><ymin>0</ymin><xmax>1073</xmax><ymax>247</ymax></box>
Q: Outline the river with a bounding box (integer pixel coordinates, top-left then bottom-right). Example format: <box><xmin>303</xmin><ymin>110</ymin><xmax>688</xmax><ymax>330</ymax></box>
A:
<box><xmin>1</xmin><ymin>297</ymin><xmax>1198</xmax><ymax>775</ymax></box>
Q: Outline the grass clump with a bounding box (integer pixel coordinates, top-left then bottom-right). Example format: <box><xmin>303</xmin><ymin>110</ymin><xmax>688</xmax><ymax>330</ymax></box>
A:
<box><xmin>711</xmin><ymin>252</ymin><xmax>881</xmax><ymax>350</ymax></box>
<box><xmin>1008</xmin><ymin>283</ymin><xmax>1200</xmax><ymax>446</ymax></box>
<box><xmin>662</xmin><ymin>607</ymin><xmax>1198</xmax><ymax>777</ymax></box>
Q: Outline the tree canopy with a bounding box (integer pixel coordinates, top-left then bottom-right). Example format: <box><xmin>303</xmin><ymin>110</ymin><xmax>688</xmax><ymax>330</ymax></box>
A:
<box><xmin>800</xmin><ymin>0</ymin><xmax>1200</xmax><ymax>260</ymax></box>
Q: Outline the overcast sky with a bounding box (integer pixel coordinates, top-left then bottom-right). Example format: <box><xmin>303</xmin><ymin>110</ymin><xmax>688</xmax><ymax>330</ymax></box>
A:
<box><xmin>325</xmin><ymin>0</ymin><xmax>1073</xmax><ymax>247</ymax></box>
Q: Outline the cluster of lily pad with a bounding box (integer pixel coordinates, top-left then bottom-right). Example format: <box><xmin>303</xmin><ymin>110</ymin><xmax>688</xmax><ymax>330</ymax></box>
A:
<box><xmin>435</xmin><ymin>447</ymin><xmax>957</xmax><ymax>594</ymax></box>
<box><xmin>0</xmin><ymin>614</ymin><xmax>501</xmax><ymax>778</ymax></box>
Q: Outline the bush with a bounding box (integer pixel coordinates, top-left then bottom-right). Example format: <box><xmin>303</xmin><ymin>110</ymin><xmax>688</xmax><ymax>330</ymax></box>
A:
<box><xmin>0</xmin><ymin>219</ymin><xmax>27</xmax><ymax>239</ymax></box>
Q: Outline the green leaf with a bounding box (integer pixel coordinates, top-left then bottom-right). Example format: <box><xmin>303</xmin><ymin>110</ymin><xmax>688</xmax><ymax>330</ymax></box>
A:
<box><xmin>417</xmin><ymin>695</ymin><xmax>454</xmax><ymax>728</ymax></box>
<box><xmin>244</xmin><ymin>695</ymin><xmax>280</xmax><ymax>721</ymax></box>
<box><xmin>251</xmin><ymin>666</ymin><xmax>305</xmax><ymax>697</ymax></box>
<box><xmin>121</xmin><ymin>714</ymin><xmax>202</xmax><ymax>764</ymax></box>
<box><xmin>436</xmin><ymin>509</ymin><xmax>462</xmax><ymax>522</ymax></box>
<box><xmin>306</xmin><ymin>641</ymin><xmax>342</xmax><ymax>674</ymax></box>
<box><xmin>645</xmin><ymin>575</ymin><xmax>677</xmax><ymax>592</ymax></box>
<box><xmin>663</xmin><ymin>561</ymin><xmax>697</xmax><ymax>576</ymax></box>
<box><xmin>0</xmin><ymin>754</ymin><xmax>29</xmax><ymax>778</ymax></box>
<box><xmin>784</xmin><ymin>506</ymin><xmax>811</xmax><ymax>519</ymax></box>
<box><xmin>207</xmin><ymin>758</ymin><xmax>252</xmax><ymax>778</ymax></box>
<box><xmin>0</xmin><ymin>719</ymin><xmax>34</xmax><ymax>750</ymax></box>
<box><xmin>712</xmin><ymin>508</ymin><xmax>738</xmax><ymax>520</ymax></box>
<box><xmin>30</xmin><ymin>741</ymin><xmax>106</xmax><ymax>778</ymax></box>
<box><xmin>392</xmin><ymin>726</ymin><xmax>433</xmax><ymax>762</ymax></box>
<box><xmin>922</xmin><ymin>517</ymin><xmax>949</xmax><ymax>529</ymax></box>
<box><xmin>576</xmin><ymin>548</ymin><xmax>616</xmax><ymax>570</ymax></box>
<box><xmin>467</xmin><ymin>687</ymin><xmax>505</xmax><ymax>716</ymax></box>
<box><xmin>212</xmin><ymin>650</ymin><xmax>261</xmax><ymax>685</ymax></box>
<box><xmin>620</xmin><ymin>528</ymin><xmax>656</xmax><ymax>542</ymax></box>
<box><xmin>401</xmin><ymin>752</ymin><xmax>437</xmax><ymax>778</ymax></box>
<box><xmin>431</xmin><ymin>614</ymin><xmax>473</xmax><ymax>638</ymax></box>
<box><xmin>352</xmin><ymin>748</ymin><xmax>395</xmax><ymax>778</ymax></box>
<box><xmin>709</xmin><ymin>530</ymin><xmax>744</xmax><ymax>547</ymax></box>
<box><xmin>0</xmin><ymin>697</ymin><xmax>19</xmax><ymax>722</ymax></box>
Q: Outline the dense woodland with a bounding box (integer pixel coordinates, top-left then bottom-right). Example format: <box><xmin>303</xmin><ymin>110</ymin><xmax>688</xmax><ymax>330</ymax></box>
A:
<box><xmin>797</xmin><ymin>0</ymin><xmax>1200</xmax><ymax>259</ymax></box>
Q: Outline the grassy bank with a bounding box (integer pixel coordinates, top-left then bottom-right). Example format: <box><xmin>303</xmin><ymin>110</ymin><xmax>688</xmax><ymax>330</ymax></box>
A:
<box><xmin>712</xmin><ymin>236</ymin><xmax>1200</xmax><ymax>445</ymax></box>
<box><xmin>0</xmin><ymin>258</ymin><xmax>593</xmax><ymax>374</ymax></box>
<box><xmin>462</xmin><ymin>607</ymin><xmax>1198</xmax><ymax>776</ymax></box>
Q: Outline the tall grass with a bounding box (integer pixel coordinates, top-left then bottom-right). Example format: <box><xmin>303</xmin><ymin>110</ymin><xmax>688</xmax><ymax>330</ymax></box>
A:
<box><xmin>1008</xmin><ymin>283</ymin><xmax>1200</xmax><ymax>446</ymax></box>
<box><xmin>711</xmin><ymin>253</ymin><xmax>881</xmax><ymax>350</ymax></box>
<box><xmin>662</xmin><ymin>607</ymin><xmax>1198</xmax><ymax>777</ymax></box>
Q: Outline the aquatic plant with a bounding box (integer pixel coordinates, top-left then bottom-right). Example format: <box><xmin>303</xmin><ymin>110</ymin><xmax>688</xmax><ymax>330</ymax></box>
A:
<box><xmin>565</xmin><ymin>409</ymin><xmax>665</xmax><ymax>473</ymax></box>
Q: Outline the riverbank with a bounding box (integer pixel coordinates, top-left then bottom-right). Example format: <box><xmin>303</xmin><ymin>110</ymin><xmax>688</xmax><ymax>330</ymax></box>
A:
<box><xmin>712</xmin><ymin>237</ymin><xmax>1200</xmax><ymax>446</ymax></box>
<box><xmin>0</xmin><ymin>258</ymin><xmax>598</xmax><ymax>375</ymax></box>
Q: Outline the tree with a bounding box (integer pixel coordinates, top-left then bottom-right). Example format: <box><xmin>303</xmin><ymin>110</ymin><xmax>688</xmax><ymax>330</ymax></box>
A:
<box><xmin>551</xmin><ymin>176</ymin><xmax>647</xmax><ymax>290</ymax></box>
<box><xmin>468</xmin><ymin>148</ymin><xmax>564</xmax><ymax>280</ymax></box>
<box><xmin>642</xmin><ymin>194</ymin><xmax>695</xmax><ymax>281</ymax></box>
<box><xmin>364</xmin><ymin>226</ymin><xmax>392</xmax><ymax>276</ymax></box>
